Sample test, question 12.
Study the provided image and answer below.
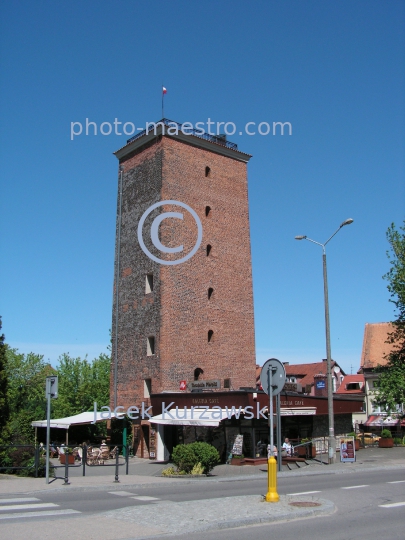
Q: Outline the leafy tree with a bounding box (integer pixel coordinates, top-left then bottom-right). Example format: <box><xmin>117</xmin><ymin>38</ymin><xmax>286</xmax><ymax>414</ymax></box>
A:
<box><xmin>4</xmin><ymin>348</ymin><xmax>55</xmax><ymax>443</ymax></box>
<box><xmin>52</xmin><ymin>352</ymin><xmax>110</xmax><ymax>418</ymax></box>
<box><xmin>374</xmin><ymin>221</ymin><xmax>405</xmax><ymax>413</ymax></box>
<box><xmin>0</xmin><ymin>317</ymin><xmax>10</xmax><ymax>443</ymax></box>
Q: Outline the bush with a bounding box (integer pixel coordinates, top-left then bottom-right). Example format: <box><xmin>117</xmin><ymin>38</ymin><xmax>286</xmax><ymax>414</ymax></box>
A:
<box><xmin>191</xmin><ymin>462</ymin><xmax>204</xmax><ymax>475</ymax></box>
<box><xmin>381</xmin><ymin>429</ymin><xmax>392</xmax><ymax>438</ymax></box>
<box><xmin>172</xmin><ymin>442</ymin><xmax>220</xmax><ymax>475</ymax></box>
<box><xmin>161</xmin><ymin>466</ymin><xmax>175</xmax><ymax>476</ymax></box>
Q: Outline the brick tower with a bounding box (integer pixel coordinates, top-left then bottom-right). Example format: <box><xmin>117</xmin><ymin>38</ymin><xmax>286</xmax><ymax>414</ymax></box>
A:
<box><xmin>111</xmin><ymin>121</ymin><xmax>256</xmax><ymax>411</ymax></box>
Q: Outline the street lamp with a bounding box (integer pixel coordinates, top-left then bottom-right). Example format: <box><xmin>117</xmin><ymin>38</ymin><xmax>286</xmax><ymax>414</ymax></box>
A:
<box><xmin>295</xmin><ymin>218</ymin><xmax>353</xmax><ymax>464</ymax></box>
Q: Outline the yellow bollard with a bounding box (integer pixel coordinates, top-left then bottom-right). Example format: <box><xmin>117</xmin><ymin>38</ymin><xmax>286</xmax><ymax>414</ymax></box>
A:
<box><xmin>265</xmin><ymin>455</ymin><xmax>279</xmax><ymax>502</ymax></box>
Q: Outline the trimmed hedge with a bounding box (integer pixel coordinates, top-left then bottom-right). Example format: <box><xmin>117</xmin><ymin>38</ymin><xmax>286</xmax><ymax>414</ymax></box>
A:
<box><xmin>171</xmin><ymin>442</ymin><xmax>220</xmax><ymax>474</ymax></box>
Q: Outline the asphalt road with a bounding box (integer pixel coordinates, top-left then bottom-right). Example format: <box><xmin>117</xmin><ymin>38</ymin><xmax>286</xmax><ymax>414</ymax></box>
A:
<box><xmin>1</xmin><ymin>467</ymin><xmax>404</xmax><ymax>539</ymax></box>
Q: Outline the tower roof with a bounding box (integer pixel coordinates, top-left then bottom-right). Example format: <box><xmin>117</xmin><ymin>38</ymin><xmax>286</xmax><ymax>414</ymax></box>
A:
<box><xmin>114</xmin><ymin>118</ymin><xmax>252</xmax><ymax>162</ymax></box>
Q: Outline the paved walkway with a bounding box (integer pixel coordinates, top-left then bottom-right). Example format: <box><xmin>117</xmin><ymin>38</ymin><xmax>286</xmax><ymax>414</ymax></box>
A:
<box><xmin>0</xmin><ymin>446</ymin><xmax>403</xmax><ymax>539</ymax></box>
<box><xmin>0</xmin><ymin>446</ymin><xmax>404</xmax><ymax>494</ymax></box>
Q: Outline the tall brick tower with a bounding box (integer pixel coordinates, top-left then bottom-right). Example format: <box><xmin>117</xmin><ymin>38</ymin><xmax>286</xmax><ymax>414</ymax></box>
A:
<box><xmin>111</xmin><ymin>121</ymin><xmax>256</xmax><ymax>411</ymax></box>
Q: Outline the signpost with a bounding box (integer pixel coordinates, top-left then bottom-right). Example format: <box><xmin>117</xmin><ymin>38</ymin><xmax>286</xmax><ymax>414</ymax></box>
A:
<box><xmin>45</xmin><ymin>376</ymin><xmax>58</xmax><ymax>484</ymax></box>
<box><xmin>260</xmin><ymin>358</ymin><xmax>286</xmax><ymax>503</ymax></box>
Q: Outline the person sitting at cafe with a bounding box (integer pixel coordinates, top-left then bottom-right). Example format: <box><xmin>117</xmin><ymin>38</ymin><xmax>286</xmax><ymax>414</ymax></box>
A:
<box><xmin>282</xmin><ymin>437</ymin><xmax>292</xmax><ymax>456</ymax></box>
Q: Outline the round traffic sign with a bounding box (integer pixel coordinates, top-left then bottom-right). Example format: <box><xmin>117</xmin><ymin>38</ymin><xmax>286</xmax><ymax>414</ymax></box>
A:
<box><xmin>260</xmin><ymin>358</ymin><xmax>286</xmax><ymax>396</ymax></box>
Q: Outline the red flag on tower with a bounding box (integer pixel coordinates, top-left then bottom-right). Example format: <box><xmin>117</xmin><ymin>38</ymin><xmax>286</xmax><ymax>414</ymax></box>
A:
<box><xmin>162</xmin><ymin>86</ymin><xmax>167</xmax><ymax>94</ymax></box>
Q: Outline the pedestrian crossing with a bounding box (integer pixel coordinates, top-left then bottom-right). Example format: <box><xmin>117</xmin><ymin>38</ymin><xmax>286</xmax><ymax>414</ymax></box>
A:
<box><xmin>0</xmin><ymin>497</ymin><xmax>80</xmax><ymax>520</ymax></box>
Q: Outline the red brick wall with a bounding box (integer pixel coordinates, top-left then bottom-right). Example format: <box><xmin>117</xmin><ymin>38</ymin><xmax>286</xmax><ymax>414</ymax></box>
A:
<box><xmin>111</xmin><ymin>135</ymin><xmax>256</xmax><ymax>410</ymax></box>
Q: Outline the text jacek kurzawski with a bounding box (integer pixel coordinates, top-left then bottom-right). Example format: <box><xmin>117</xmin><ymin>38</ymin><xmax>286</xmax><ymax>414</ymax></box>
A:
<box><xmin>92</xmin><ymin>402</ymin><xmax>268</xmax><ymax>423</ymax></box>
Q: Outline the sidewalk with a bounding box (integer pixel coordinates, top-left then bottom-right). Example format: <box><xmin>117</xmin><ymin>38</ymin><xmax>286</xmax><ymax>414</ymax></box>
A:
<box><xmin>1</xmin><ymin>447</ymin><xmax>403</xmax><ymax>540</ymax></box>
<box><xmin>0</xmin><ymin>446</ymin><xmax>404</xmax><ymax>495</ymax></box>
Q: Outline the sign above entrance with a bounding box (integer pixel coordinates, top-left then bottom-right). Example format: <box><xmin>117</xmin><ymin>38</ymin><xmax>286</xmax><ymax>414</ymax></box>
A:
<box><xmin>283</xmin><ymin>382</ymin><xmax>302</xmax><ymax>393</ymax></box>
<box><xmin>188</xmin><ymin>380</ymin><xmax>221</xmax><ymax>391</ymax></box>
<box><xmin>260</xmin><ymin>358</ymin><xmax>286</xmax><ymax>396</ymax></box>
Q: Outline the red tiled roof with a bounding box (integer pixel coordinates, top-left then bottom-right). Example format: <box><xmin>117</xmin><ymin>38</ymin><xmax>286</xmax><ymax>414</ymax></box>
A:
<box><xmin>336</xmin><ymin>374</ymin><xmax>365</xmax><ymax>394</ymax></box>
<box><xmin>359</xmin><ymin>323</ymin><xmax>395</xmax><ymax>371</ymax></box>
<box><xmin>284</xmin><ymin>361</ymin><xmax>343</xmax><ymax>387</ymax></box>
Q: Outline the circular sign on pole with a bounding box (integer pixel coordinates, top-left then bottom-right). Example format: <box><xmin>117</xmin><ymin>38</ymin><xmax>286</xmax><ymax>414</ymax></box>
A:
<box><xmin>260</xmin><ymin>358</ymin><xmax>286</xmax><ymax>396</ymax></box>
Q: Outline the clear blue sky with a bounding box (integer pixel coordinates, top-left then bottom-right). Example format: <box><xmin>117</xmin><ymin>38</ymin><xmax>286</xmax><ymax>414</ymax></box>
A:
<box><xmin>1</xmin><ymin>1</ymin><xmax>404</xmax><ymax>376</ymax></box>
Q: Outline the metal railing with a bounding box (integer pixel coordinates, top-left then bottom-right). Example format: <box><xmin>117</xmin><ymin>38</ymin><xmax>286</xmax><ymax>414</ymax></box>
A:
<box><xmin>0</xmin><ymin>443</ymin><xmax>129</xmax><ymax>484</ymax></box>
<box><xmin>0</xmin><ymin>444</ymin><xmax>41</xmax><ymax>476</ymax></box>
<box><xmin>126</xmin><ymin>118</ymin><xmax>239</xmax><ymax>150</ymax></box>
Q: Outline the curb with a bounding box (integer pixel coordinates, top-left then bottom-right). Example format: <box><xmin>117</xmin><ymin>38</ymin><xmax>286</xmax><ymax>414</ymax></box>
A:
<box><xmin>1</xmin><ymin>461</ymin><xmax>404</xmax><ymax>496</ymax></box>
<box><xmin>99</xmin><ymin>495</ymin><xmax>335</xmax><ymax>538</ymax></box>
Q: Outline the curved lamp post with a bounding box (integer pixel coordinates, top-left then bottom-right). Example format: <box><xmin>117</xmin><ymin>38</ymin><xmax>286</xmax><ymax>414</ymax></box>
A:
<box><xmin>295</xmin><ymin>218</ymin><xmax>353</xmax><ymax>464</ymax></box>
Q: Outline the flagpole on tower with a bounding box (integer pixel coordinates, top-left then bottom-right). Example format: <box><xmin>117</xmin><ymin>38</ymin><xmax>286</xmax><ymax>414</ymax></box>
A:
<box><xmin>162</xmin><ymin>86</ymin><xmax>167</xmax><ymax>119</ymax></box>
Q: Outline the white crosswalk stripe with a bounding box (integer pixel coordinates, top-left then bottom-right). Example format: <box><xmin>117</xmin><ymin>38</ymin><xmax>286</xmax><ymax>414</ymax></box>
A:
<box><xmin>0</xmin><ymin>496</ymin><xmax>81</xmax><ymax>519</ymax></box>
<box><xmin>0</xmin><ymin>509</ymin><xmax>81</xmax><ymax>520</ymax></box>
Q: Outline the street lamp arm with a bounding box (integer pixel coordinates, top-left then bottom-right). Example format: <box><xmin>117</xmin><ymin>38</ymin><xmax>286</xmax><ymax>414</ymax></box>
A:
<box><xmin>324</xmin><ymin>218</ymin><xmax>354</xmax><ymax>247</ymax></box>
<box><xmin>301</xmin><ymin>237</ymin><xmax>325</xmax><ymax>251</ymax></box>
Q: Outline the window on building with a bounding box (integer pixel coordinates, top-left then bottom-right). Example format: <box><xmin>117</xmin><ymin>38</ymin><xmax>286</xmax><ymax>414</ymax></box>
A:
<box><xmin>147</xmin><ymin>336</ymin><xmax>155</xmax><ymax>356</ymax></box>
<box><xmin>205</xmin><ymin>206</ymin><xmax>211</xmax><ymax>217</ymax></box>
<box><xmin>145</xmin><ymin>273</ymin><xmax>153</xmax><ymax>294</ymax></box>
<box><xmin>144</xmin><ymin>378</ymin><xmax>151</xmax><ymax>398</ymax></box>
<box><xmin>208</xmin><ymin>287</ymin><xmax>214</xmax><ymax>299</ymax></box>
<box><xmin>224</xmin><ymin>378</ymin><xmax>231</xmax><ymax>389</ymax></box>
<box><xmin>206</xmin><ymin>244</ymin><xmax>212</xmax><ymax>256</ymax></box>
<box><xmin>208</xmin><ymin>330</ymin><xmax>214</xmax><ymax>342</ymax></box>
<box><xmin>194</xmin><ymin>367</ymin><xmax>204</xmax><ymax>380</ymax></box>
<box><xmin>205</xmin><ymin>166</ymin><xmax>211</xmax><ymax>177</ymax></box>
<box><xmin>346</xmin><ymin>383</ymin><xmax>361</xmax><ymax>391</ymax></box>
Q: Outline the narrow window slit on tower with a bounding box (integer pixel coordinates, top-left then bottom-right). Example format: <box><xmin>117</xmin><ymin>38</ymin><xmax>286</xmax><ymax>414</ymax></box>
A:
<box><xmin>205</xmin><ymin>206</ymin><xmax>211</xmax><ymax>217</ymax></box>
<box><xmin>144</xmin><ymin>378</ymin><xmax>151</xmax><ymax>398</ymax></box>
<box><xmin>208</xmin><ymin>287</ymin><xmax>214</xmax><ymax>299</ymax></box>
<box><xmin>205</xmin><ymin>166</ymin><xmax>211</xmax><ymax>177</ymax></box>
<box><xmin>206</xmin><ymin>244</ymin><xmax>212</xmax><ymax>256</ymax></box>
<box><xmin>147</xmin><ymin>336</ymin><xmax>155</xmax><ymax>356</ymax></box>
<box><xmin>145</xmin><ymin>273</ymin><xmax>153</xmax><ymax>294</ymax></box>
<box><xmin>208</xmin><ymin>330</ymin><xmax>214</xmax><ymax>342</ymax></box>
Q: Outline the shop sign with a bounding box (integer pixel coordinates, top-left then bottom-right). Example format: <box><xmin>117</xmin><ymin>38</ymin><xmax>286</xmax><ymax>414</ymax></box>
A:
<box><xmin>316</xmin><ymin>380</ymin><xmax>326</xmax><ymax>389</ymax></box>
<box><xmin>179</xmin><ymin>380</ymin><xmax>187</xmax><ymax>391</ymax></box>
<box><xmin>283</xmin><ymin>382</ymin><xmax>302</xmax><ymax>392</ymax></box>
<box><xmin>188</xmin><ymin>380</ymin><xmax>221</xmax><ymax>390</ymax></box>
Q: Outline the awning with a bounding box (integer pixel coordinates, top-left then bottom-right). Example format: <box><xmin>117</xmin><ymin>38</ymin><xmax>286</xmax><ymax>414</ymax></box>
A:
<box><xmin>150</xmin><ymin>408</ymin><xmax>239</xmax><ymax>426</ymax></box>
<box><xmin>279</xmin><ymin>407</ymin><xmax>316</xmax><ymax>416</ymax></box>
<box><xmin>32</xmin><ymin>411</ymin><xmax>117</xmax><ymax>429</ymax></box>
<box><xmin>364</xmin><ymin>415</ymin><xmax>400</xmax><ymax>427</ymax></box>
<box><xmin>259</xmin><ymin>407</ymin><xmax>317</xmax><ymax>416</ymax></box>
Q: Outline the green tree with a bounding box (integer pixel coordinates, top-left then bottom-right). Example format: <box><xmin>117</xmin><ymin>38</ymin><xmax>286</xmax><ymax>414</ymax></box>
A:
<box><xmin>52</xmin><ymin>352</ymin><xmax>111</xmax><ymax>418</ymax></box>
<box><xmin>0</xmin><ymin>317</ymin><xmax>10</xmax><ymax>443</ymax></box>
<box><xmin>5</xmin><ymin>348</ymin><xmax>55</xmax><ymax>443</ymax></box>
<box><xmin>374</xmin><ymin>221</ymin><xmax>405</xmax><ymax>412</ymax></box>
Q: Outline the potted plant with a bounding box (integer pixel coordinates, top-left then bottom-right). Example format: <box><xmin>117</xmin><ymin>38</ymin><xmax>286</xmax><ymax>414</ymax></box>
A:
<box><xmin>347</xmin><ymin>432</ymin><xmax>360</xmax><ymax>451</ymax></box>
<box><xmin>230</xmin><ymin>454</ymin><xmax>245</xmax><ymax>465</ymax></box>
<box><xmin>378</xmin><ymin>429</ymin><xmax>394</xmax><ymax>448</ymax></box>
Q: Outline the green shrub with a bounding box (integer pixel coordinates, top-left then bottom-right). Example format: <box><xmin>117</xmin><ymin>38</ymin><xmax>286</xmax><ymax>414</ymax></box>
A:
<box><xmin>191</xmin><ymin>462</ymin><xmax>204</xmax><ymax>475</ymax></box>
<box><xmin>171</xmin><ymin>444</ymin><xmax>197</xmax><ymax>473</ymax></box>
<box><xmin>161</xmin><ymin>466</ymin><xmax>175</xmax><ymax>476</ymax></box>
<box><xmin>381</xmin><ymin>429</ymin><xmax>392</xmax><ymax>438</ymax></box>
<box><xmin>393</xmin><ymin>437</ymin><xmax>402</xmax><ymax>445</ymax></box>
<box><xmin>171</xmin><ymin>442</ymin><xmax>220</xmax><ymax>474</ymax></box>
